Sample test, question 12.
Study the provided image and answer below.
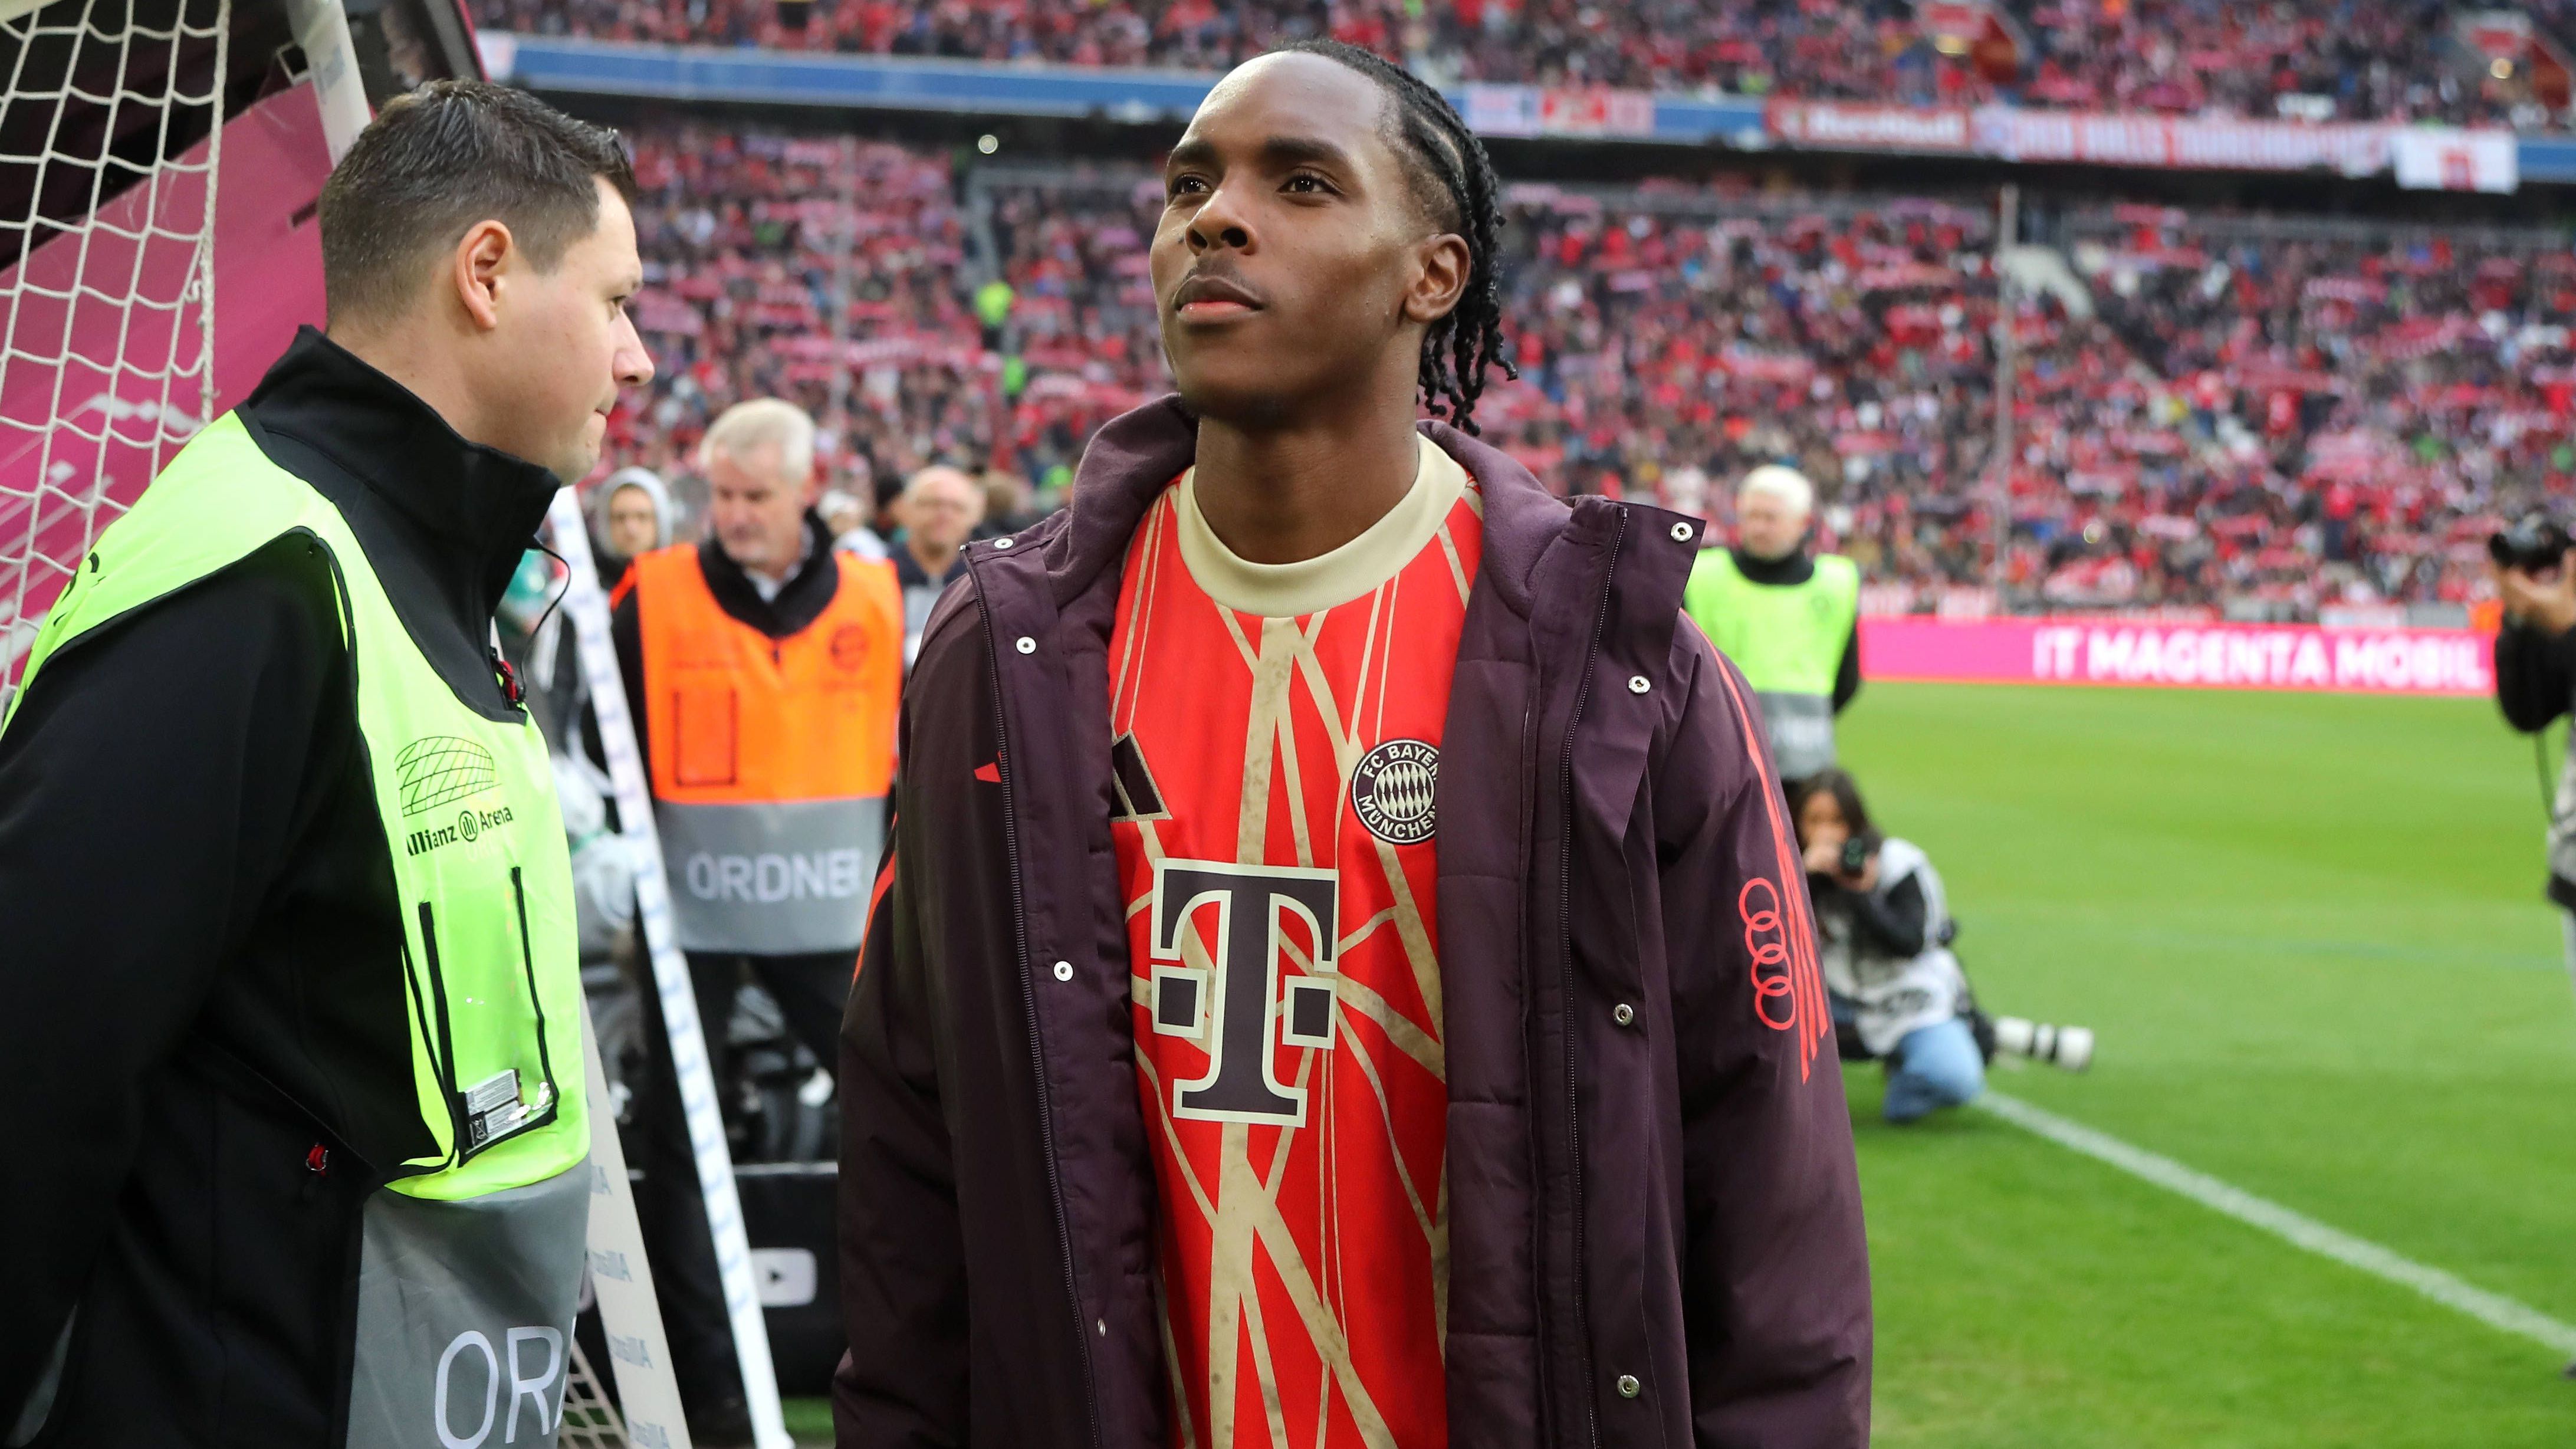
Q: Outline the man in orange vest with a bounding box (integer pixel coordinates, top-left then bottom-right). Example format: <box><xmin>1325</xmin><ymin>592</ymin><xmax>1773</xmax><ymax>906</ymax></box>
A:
<box><xmin>609</xmin><ymin>396</ymin><xmax>899</xmax><ymax>1440</ymax></box>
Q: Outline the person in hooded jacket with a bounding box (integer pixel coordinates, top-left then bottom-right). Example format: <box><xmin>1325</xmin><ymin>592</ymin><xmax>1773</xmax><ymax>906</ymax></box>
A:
<box><xmin>833</xmin><ymin>44</ymin><xmax>1869</xmax><ymax>1449</ymax></box>
<box><xmin>594</xmin><ymin>464</ymin><xmax>675</xmax><ymax>604</ymax></box>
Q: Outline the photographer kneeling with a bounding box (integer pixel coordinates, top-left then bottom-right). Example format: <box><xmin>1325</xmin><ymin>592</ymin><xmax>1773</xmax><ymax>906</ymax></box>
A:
<box><xmin>1795</xmin><ymin>768</ymin><xmax>1985</xmax><ymax>1123</ymax></box>
<box><xmin>2489</xmin><ymin>515</ymin><xmax>2576</xmax><ymax>988</ymax></box>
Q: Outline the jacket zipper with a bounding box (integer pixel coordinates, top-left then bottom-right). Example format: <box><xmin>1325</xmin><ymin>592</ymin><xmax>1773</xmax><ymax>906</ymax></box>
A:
<box><xmin>975</xmin><ymin>589</ymin><xmax>1106</xmax><ymax>1449</ymax></box>
<box><xmin>1558</xmin><ymin>506</ymin><xmax>1625</xmax><ymax>1448</ymax></box>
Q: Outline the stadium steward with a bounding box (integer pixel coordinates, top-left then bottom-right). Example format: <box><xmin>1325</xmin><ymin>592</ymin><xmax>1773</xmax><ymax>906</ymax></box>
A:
<box><xmin>832</xmin><ymin>42</ymin><xmax>1871</xmax><ymax>1449</ymax></box>
<box><xmin>609</xmin><ymin>395</ymin><xmax>901</xmax><ymax>1439</ymax></box>
<box><xmin>1682</xmin><ymin>463</ymin><xmax>1862</xmax><ymax>786</ymax></box>
<box><xmin>888</xmin><ymin>462</ymin><xmax>984</xmax><ymax>666</ymax></box>
<box><xmin>0</xmin><ymin>81</ymin><xmax>651</xmax><ymax>1444</ymax></box>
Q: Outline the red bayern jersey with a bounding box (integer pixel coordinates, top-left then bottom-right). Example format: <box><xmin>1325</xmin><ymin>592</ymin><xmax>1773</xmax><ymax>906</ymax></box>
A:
<box><xmin>1109</xmin><ymin>439</ymin><xmax>1480</xmax><ymax>1449</ymax></box>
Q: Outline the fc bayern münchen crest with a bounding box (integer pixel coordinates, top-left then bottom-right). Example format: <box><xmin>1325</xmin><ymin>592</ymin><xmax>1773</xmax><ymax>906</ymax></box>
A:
<box><xmin>1351</xmin><ymin>738</ymin><xmax>1438</xmax><ymax>846</ymax></box>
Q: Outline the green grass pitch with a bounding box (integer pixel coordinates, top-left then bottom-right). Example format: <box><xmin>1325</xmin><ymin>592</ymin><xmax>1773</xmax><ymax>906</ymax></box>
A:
<box><xmin>787</xmin><ymin>679</ymin><xmax>2576</xmax><ymax>1445</ymax></box>
<box><xmin>1844</xmin><ymin>681</ymin><xmax>2576</xmax><ymax>1447</ymax></box>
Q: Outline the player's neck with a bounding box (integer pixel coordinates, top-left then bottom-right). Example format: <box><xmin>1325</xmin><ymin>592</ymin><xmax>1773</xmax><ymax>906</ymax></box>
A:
<box><xmin>1191</xmin><ymin>394</ymin><xmax>1421</xmax><ymax>567</ymax></box>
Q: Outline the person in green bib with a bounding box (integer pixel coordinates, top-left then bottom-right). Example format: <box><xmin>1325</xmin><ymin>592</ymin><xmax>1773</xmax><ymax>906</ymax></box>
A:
<box><xmin>0</xmin><ymin>83</ymin><xmax>652</xmax><ymax>1447</ymax></box>
<box><xmin>1681</xmin><ymin>462</ymin><xmax>1862</xmax><ymax>786</ymax></box>
<box><xmin>972</xmin><ymin>274</ymin><xmax>1016</xmax><ymax>352</ymax></box>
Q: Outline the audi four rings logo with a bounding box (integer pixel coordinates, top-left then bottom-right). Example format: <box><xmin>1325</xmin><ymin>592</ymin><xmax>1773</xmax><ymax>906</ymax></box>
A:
<box><xmin>1739</xmin><ymin>876</ymin><xmax>1795</xmax><ymax>1031</ymax></box>
<box><xmin>1349</xmin><ymin>738</ymin><xmax>1438</xmax><ymax>846</ymax></box>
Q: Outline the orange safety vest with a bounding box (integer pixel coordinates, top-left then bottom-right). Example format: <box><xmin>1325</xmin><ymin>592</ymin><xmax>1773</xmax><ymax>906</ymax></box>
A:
<box><xmin>635</xmin><ymin>543</ymin><xmax>901</xmax><ymax>953</ymax></box>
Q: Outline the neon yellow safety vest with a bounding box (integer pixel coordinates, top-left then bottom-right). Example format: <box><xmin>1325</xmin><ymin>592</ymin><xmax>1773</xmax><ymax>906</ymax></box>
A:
<box><xmin>6</xmin><ymin>412</ymin><xmax>592</xmax><ymax>1445</ymax></box>
<box><xmin>1681</xmin><ymin>549</ymin><xmax>1859</xmax><ymax>780</ymax></box>
<box><xmin>974</xmin><ymin>278</ymin><xmax>1015</xmax><ymax>329</ymax></box>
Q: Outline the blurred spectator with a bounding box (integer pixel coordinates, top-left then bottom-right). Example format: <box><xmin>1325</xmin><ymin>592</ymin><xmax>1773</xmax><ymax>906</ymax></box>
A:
<box><xmin>820</xmin><ymin>487</ymin><xmax>890</xmax><ymax>558</ymax></box>
<box><xmin>892</xmin><ymin>464</ymin><xmax>984</xmax><ymax>665</ymax></box>
<box><xmin>594</xmin><ymin>464</ymin><xmax>676</xmax><ymax>601</ymax></box>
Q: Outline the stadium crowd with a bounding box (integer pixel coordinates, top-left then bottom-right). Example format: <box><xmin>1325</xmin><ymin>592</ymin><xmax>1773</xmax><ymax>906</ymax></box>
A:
<box><xmin>479</xmin><ymin>0</ymin><xmax>2570</xmax><ymax>132</ymax></box>
<box><xmin>600</xmin><ymin>119</ymin><xmax>2536</xmax><ymax>617</ymax></box>
<box><xmin>2063</xmin><ymin>208</ymin><xmax>2567</xmax><ymax>614</ymax></box>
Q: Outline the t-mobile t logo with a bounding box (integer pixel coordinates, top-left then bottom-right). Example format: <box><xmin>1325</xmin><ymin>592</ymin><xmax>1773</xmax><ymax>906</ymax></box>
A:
<box><xmin>1148</xmin><ymin>860</ymin><xmax>1339</xmax><ymax>1126</ymax></box>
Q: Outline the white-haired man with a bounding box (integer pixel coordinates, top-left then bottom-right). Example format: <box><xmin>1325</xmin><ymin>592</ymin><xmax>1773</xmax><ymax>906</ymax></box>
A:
<box><xmin>607</xmin><ymin>396</ymin><xmax>901</xmax><ymax>1440</ymax></box>
<box><xmin>1683</xmin><ymin>462</ymin><xmax>1861</xmax><ymax>785</ymax></box>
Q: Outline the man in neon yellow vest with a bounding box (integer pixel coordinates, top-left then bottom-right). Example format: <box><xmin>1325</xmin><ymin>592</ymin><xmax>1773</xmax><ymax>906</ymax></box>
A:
<box><xmin>0</xmin><ymin>83</ymin><xmax>652</xmax><ymax>1446</ymax></box>
<box><xmin>1682</xmin><ymin>464</ymin><xmax>1862</xmax><ymax>785</ymax></box>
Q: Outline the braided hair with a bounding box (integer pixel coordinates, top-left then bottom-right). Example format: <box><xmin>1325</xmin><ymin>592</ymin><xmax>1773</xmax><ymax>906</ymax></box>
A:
<box><xmin>1274</xmin><ymin>39</ymin><xmax>1516</xmax><ymax>434</ymax></box>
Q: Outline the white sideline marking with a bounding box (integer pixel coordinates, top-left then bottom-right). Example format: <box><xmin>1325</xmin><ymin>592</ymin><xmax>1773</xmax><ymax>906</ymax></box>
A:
<box><xmin>1979</xmin><ymin>1091</ymin><xmax>2576</xmax><ymax>1358</ymax></box>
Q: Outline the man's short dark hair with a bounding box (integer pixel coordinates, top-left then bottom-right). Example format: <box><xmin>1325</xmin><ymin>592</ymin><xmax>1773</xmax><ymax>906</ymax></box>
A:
<box><xmin>317</xmin><ymin>80</ymin><xmax>636</xmax><ymax>327</ymax></box>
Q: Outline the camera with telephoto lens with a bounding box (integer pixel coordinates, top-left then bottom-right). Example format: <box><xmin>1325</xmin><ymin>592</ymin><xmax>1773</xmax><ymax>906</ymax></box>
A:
<box><xmin>2489</xmin><ymin>512</ymin><xmax>2575</xmax><ymax>573</ymax></box>
<box><xmin>1992</xmin><ymin>1016</ymin><xmax>2094</xmax><ymax>1072</ymax></box>
<box><xmin>1839</xmin><ymin>836</ymin><xmax>1872</xmax><ymax>877</ymax></box>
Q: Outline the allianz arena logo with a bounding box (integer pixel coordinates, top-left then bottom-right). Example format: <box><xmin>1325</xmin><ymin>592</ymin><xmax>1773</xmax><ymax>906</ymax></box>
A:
<box><xmin>396</xmin><ymin>736</ymin><xmax>517</xmax><ymax>860</ymax></box>
<box><xmin>396</xmin><ymin>735</ymin><xmax>501</xmax><ymax>817</ymax></box>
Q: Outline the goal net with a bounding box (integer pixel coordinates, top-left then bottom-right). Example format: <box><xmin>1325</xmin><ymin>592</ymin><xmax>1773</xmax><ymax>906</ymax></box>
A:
<box><xmin>557</xmin><ymin>1339</ymin><xmax>634</xmax><ymax>1449</ymax></box>
<box><xmin>0</xmin><ymin>0</ymin><xmax>231</xmax><ymax>705</ymax></box>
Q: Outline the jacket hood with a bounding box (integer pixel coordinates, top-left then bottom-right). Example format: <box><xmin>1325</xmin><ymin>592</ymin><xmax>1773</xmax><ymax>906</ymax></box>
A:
<box><xmin>594</xmin><ymin>466</ymin><xmax>676</xmax><ymax>549</ymax></box>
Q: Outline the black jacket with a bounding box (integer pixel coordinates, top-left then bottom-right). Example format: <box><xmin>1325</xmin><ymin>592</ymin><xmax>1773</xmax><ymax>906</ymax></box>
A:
<box><xmin>0</xmin><ymin>328</ymin><xmax>557</xmax><ymax>1444</ymax></box>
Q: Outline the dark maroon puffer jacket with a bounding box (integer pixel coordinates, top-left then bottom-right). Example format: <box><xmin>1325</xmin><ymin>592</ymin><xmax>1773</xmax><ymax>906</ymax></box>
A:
<box><xmin>834</xmin><ymin>397</ymin><xmax>1871</xmax><ymax>1449</ymax></box>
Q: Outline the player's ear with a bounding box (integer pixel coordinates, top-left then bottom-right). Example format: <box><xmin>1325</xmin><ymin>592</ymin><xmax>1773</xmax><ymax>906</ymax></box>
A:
<box><xmin>450</xmin><ymin>219</ymin><xmax>512</xmax><ymax>332</ymax></box>
<box><xmin>1403</xmin><ymin>232</ymin><xmax>1470</xmax><ymax>326</ymax></box>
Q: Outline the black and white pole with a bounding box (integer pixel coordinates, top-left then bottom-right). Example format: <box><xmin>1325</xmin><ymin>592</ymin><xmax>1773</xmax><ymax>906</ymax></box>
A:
<box><xmin>548</xmin><ymin>489</ymin><xmax>792</xmax><ymax>1449</ymax></box>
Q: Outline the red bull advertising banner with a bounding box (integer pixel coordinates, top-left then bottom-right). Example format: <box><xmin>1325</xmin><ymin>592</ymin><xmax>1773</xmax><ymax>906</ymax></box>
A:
<box><xmin>1860</xmin><ymin>616</ymin><xmax>2495</xmax><ymax>697</ymax></box>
